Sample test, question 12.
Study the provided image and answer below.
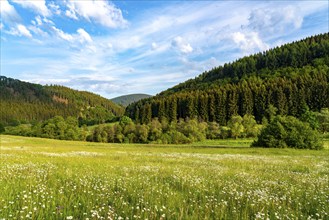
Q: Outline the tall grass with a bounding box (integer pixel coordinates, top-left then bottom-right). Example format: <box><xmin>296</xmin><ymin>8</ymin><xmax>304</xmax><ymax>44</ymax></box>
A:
<box><xmin>0</xmin><ymin>135</ymin><xmax>328</xmax><ymax>219</ymax></box>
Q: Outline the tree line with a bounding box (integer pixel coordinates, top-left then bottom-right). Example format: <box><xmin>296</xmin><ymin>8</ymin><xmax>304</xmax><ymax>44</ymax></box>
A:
<box><xmin>2</xmin><ymin>106</ymin><xmax>328</xmax><ymax>146</ymax></box>
<box><xmin>86</xmin><ymin>114</ymin><xmax>263</xmax><ymax>144</ymax></box>
<box><xmin>126</xmin><ymin>67</ymin><xmax>329</xmax><ymax>124</ymax></box>
<box><xmin>4</xmin><ymin>116</ymin><xmax>86</xmax><ymax>141</ymax></box>
<box><xmin>2</xmin><ymin>114</ymin><xmax>260</xmax><ymax>143</ymax></box>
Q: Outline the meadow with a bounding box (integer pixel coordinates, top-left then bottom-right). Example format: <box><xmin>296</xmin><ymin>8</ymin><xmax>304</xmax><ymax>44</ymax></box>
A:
<box><xmin>0</xmin><ymin>135</ymin><xmax>328</xmax><ymax>219</ymax></box>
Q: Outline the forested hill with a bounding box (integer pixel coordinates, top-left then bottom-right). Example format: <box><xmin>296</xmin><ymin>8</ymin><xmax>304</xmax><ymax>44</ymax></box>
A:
<box><xmin>0</xmin><ymin>76</ymin><xmax>124</xmax><ymax>125</ymax></box>
<box><xmin>111</xmin><ymin>94</ymin><xmax>152</xmax><ymax>107</ymax></box>
<box><xmin>126</xmin><ymin>33</ymin><xmax>329</xmax><ymax>124</ymax></box>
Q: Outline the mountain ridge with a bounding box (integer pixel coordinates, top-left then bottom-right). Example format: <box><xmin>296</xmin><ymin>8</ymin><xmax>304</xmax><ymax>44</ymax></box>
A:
<box><xmin>111</xmin><ymin>94</ymin><xmax>152</xmax><ymax>107</ymax></box>
<box><xmin>126</xmin><ymin>33</ymin><xmax>329</xmax><ymax>124</ymax></box>
<box><xmin>0</xmin><ymin>76</ymin><xmax>124</xmax><ymax>126</ymax></box>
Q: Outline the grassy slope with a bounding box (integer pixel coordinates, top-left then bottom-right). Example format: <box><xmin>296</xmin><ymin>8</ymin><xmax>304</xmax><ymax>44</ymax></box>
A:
<box><xmin>111</xmin><ymin>94</ymin><xmax>152</xmax><ymax>107</ymax></box>
<box><xmin>0</xmin><ymin>135</ymin><xmax>328</xmax><ymax>219</ymax></box>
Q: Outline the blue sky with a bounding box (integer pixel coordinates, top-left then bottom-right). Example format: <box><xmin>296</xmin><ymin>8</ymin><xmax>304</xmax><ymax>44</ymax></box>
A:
<box><xmin>1</xmin><ymin>0</ymin><xmax>328</xmax><ymax>99</ymax></box>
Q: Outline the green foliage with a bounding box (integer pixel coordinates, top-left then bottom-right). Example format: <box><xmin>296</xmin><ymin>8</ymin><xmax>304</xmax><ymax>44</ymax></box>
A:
<box><xmin>4</xmin><ymin>124</ymin><xmax>33</xmax><ymax>136</ymax></box>
<box><xmin>40</xmin><ymin>116</ymin><xmax>81</xmax><ymax>140</ymax></box>
<box><xmin>265</xmin><ymin>104</ymin><xmax>278</xmax><ymax>122</ymax></box>
<box><xmin>78</xmin><ymin>106</ymin><xmax>116</xmax><ymax>126</ymax></box>
<box><xmin>111</xmin><ymin>94</ymin><xmax>152</xmax><ymax>107</ymax></box>
<box><xmin>242</xmin><ymin>114</ymin><xmax>260</xmax><ymax>137</ymax></box>
<box><xmin>0</xmin><ymin>76</ymin><xmax>124</xmax><ymax>126</ymax></box>
<box><xmin>178</xmin><ymin>118</ymin><xmax>207</xmax><ymax>142</ymax></box>
<box><xmin>300</xmin><ymin>107</ymin><xmax>319</xmax><ymax>130</ymax></box>
<box><xmin>5</xmin><ymin>113</ymin><xmax>263</xmax><ymax>144</ymax></box>
<box><xmin>227</xmin><ymin>115</ymin><xmax>244</xmax><ymax>139</ymax></box>
<box><xmin>149</xmin><ymin>118</ymin><xmax>162</xmax><ymax>141</ymax></box>
<box><xmin>315</xmin><ymin>108</ymin><xmax>329</xmax><ymax>133</ymax></box>
<box><xmin>4</xmin><ymin>116</ymin><xmax>83</xmax><ymax>141</ymax></box>
<box><xmin>126</xmin><ymin>33</ymin><xmax>329</xmax><ymax>124</ymax></box>
<box><xmin>252</xmin><ymin>116</ymin><xmax>323</xmax><ymax>150</ymax></box>
<box><xmin>87</xmin><ymin>114</ymin><xmax>260</xmax><ymax>144</ymax></box>
<box><xmin>119</xmin><ymin>116</ymin><xmax>133</xmax><ymax>126</ymax></box>
<box><xmin>206</xmin><ymin>122</ymin><xmax>221</xmax><ymax>139</ymax></box>
<box><xmin>0</xmin><ymin>123</ymin><xmax>5</xmax><ymax>133</ymax></box>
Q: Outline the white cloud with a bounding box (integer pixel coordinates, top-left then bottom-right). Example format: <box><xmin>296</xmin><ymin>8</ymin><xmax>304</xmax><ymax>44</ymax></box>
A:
<box><xmin>35</xmin><ymin>16</ymin><xmax>43</xmax><ymax>26</ymax></box>
<box><xmin>109</xmin><ymin>35</ymin><xmax>142</xmax><ymax>51</ymax></box>
<box><xmin>7</xmin><ymin>24</ymin><xmax>32</xmax><ymax>38</ymax></box>
<box><xmin>151</xmin><ymin>42</ymin><xmax>158</xmax><ymax>50</ymax></box>
<box><xmin>0</xmin><ymin>0</ymin><xmax>20</xmax><ymax>22</ymax></box>
<box><xmin>48</xmin><ymin>1</ymin><xmax>61</xmax><ymax>15</ymax></box>
<box><xmin>3</xmin><ymin>1</ymin><xmax>328</xmax><ymax>98</ymax></box>
<box><xmin>11</xmin><ymin>0</ymin><xmax>50</xmax><ymax>17</ymax></box>
<box><xmin>50</xmin><ymin>26</ymin><xmax>93</xmax><ymax>45</ymax></box>
<box><xmin>29</xmin><ymin>25</ymin><xmax>48</xmax><ymax>37</ymax></box>
<box><xmin>77</xmin><ymin>28</ymin><xmax>93</xmax><ymax>43</ymax></box>
<box><xmin>171</xmin><ymin>36</ymin><xmax>193</xmax><ymax>54</ymax></box>
<box><xmin>29</xmin><ymin>16</ymin><xmax>55</xmax><ymax>37</ymax></box>
<box><xmin>65</xmin><ymin>10</ymin><xmax>78</xmax><ymax>20</ymax></box>
<box><xmin>0</xmin><ymin>23</ymin><xmax>3</xmax><ymax>30</ymax></box>
<box><xmin>65</xmin><ymin>0</ymin><xmax>127</xmax><ymax>28</ymax></box>
<box><xmin>232</xmin><ymin>31</ymin><xmax>269</xmax><ymax>54</ymax></box>
<box><xmin>65</xmin><ymin>3</ymin><xmax>78</xmax><ymax>20</ymax></box>
<box><xmin>17</xmin><ymin>24</ymin><xmax>32</xmax><ymax>38</ymax></box>
<box><xmin>51</xmin><ymin>26</ymin><xmax>74</xmax><ymax>41</ymax></box>
<box><xmin>42</xmin><ymin>17</ymin><xmax>55</xmax><ymax>25</ymax></box>
<box><xmin>247</xmin><ymin>6</ymin><xmax>303</xmax><ymax>35</ymax></box>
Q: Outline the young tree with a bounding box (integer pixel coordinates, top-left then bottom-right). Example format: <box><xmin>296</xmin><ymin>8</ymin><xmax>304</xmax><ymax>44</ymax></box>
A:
<box><xmin>120</xmin><ymin>116</ymin><xmax>133</xmax><ymax>126</ymax></box>
<box><xmin>206</xmin><ymin>122</ymin><xmax>221</xmax><ymax>139</ymax></box>
<box><xmin>228</xmin><ymin>115</ymin><xmax>244</xmax><ymax>139</ymax></box>
<box><xmin>265</xmin><ymin>104</ymin><xmax>278</xmax><ymax>122</ymax></box>
<box><xmin>149</xmin><ymin>118</ymin><xmax>162</xmax><ymax>141</ymax></box>
<box><xmin>136</xmin><ymin>124</ymin><xmax>149</xmax><ymax>143</ymax></box>
<box><xmin>300</xmin><ymin>107</ymin><xmax>319</xmax><ymax>130</ymax></box>
<box><xmin>316</xmin><ymin>108</ymin><xmax>329</xmax><ymax>133</ymax></box>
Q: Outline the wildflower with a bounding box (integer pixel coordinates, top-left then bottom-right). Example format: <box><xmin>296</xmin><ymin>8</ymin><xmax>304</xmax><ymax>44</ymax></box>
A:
<box><xmin>66</xmin><ymin>216</ymin><xmax>73</xmax><ymax>220</ymax></box>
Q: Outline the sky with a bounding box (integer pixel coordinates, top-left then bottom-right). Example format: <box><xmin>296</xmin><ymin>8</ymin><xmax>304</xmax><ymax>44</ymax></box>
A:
<box><xmin>1</xmin><ymin>0</ymin><xmax>328</xmax><ymax>99</ymax></box>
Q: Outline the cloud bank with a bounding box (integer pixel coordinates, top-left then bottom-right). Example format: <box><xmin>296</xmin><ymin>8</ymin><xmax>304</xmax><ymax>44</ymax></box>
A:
<box><xmin>1</xmin><ymin>1</ymin><xmax>328</xmax><ymax>98</ymax></box>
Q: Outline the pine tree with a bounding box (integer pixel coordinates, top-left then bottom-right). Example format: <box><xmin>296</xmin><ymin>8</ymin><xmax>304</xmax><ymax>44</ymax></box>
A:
<box><xmin>208</xmin><ymin>93</ymin><xmax>216</xmax><ymax>122</ymax></box>
<box><xmin>168</xmin><ymin>97</ymin><xmax>177</xmax><ymax>122</ymax></box>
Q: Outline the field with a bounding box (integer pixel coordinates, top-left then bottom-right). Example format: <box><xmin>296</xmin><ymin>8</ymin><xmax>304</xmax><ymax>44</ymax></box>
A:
<box><xmin>0</xmin><ymin>135</ymin><xmax>328</xmax><ymax>219</ymax></box>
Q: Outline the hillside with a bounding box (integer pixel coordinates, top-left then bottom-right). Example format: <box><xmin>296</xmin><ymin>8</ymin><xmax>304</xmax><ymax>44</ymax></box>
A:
<box><xmin>126</xmin><ymin>33</ymin><xmax>329</xmax><ymax>124</ymax></box>
<box><xmin>0</xmin><ymin>76</ymin><xmax>124</xmax><ymax>126</ymax></box>
<box><xmin>111</xmin><ymin>94</ymin><xmax>152</xmax><ymax>107</ymax></box>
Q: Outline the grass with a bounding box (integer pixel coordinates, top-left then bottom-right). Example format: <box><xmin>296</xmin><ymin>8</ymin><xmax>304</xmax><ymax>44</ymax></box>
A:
<box><xmin>0</xmin><ymin>135</ymin><xmax>328</xmax><ymax>219</ymax></box>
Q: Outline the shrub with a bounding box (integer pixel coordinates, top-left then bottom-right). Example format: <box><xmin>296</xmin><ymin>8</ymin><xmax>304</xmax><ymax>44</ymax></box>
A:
<box><xmin>251</xmin><ymin>116</ymin><xmax>323</xmax><ymax>150</ymax></box>
<box><xmin>227</xmin><ymin>115</ymin><xmax>244</xmax><ymax>139</ymax></box>
<box><xmin>219</xmin><ymin>126</ymin><xmax>231</xmax><ymax>139</ymax></box>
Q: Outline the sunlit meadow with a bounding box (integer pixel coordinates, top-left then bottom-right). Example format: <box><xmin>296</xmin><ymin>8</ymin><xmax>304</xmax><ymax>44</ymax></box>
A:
<box><xmin>0</xmin><ymin>135</ymin><xmax>328</xmax><ymax>219</ymax></box>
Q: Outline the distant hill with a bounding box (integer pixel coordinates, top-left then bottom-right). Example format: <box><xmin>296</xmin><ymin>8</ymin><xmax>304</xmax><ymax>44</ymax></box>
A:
<box><xmin>126</xmin><ymin>33</ymin><xmax>329</xmax><ymax>124</ymax></box>
<box><xmin>0</xmin><ymin>76</ymin><xmax>124</xmax><ymax>126</ymax></box>
<box><xmin>111</xmin><ymin>94</ymin><xmax>152</xmax><ymax>107</ymax></box>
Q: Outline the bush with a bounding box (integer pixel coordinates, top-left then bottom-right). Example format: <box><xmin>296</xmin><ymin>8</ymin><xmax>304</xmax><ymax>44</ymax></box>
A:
<box><xmin>251</xmin><ymin>116</ymin><xmax>323</xmax><ymax>150</ymax></box>
<box><xmin>227</xmin><ymin>115</ymin><xmax>244</xmax><ymax>139</ymax></box>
